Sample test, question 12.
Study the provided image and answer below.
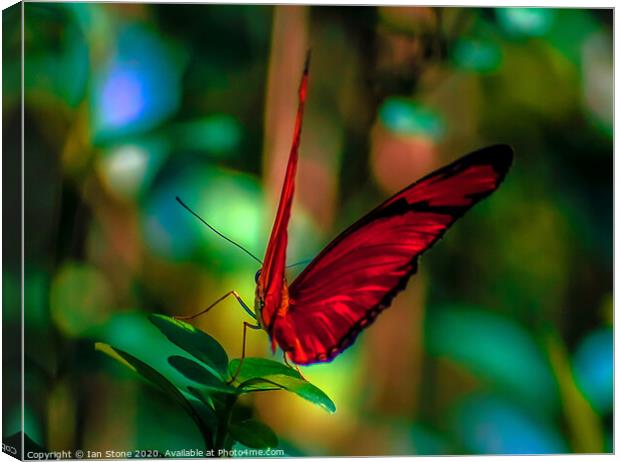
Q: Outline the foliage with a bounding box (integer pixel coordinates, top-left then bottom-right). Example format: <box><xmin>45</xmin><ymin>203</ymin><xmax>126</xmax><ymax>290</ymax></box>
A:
<box><xmin>96</xmin><ymin>315</ymin><xmax>335</xmax><ymax>451</ymax></box>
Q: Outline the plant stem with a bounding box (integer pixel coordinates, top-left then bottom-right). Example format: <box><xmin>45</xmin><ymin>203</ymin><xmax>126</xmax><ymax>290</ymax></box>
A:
<box><xmin>198</xmin><ymin>419</ymin><xmax>215</xmax><ymax>453</ymax></box>
<box><xmin>214</xmin><ymin>394</ymin><xmax>238</xmax><ymax>454</ymax></box>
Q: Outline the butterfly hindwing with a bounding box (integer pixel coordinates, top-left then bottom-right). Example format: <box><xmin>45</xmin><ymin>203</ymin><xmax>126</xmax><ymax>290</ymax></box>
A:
<box><xmin>271</xmin><ymin>145</ymin><xmax>513</xmax><ymax>364</ymax></box>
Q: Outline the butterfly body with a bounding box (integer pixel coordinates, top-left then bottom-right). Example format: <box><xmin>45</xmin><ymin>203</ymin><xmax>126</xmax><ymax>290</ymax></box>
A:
<box><xmin>251</xmin><ymin>56</ymin><xmax>512</xmax><ymax>366</ymax></box>
<box><xmin>254</xmin><ymin>274</ymin><xmax>289</xmax><ymax>335</ymax></box>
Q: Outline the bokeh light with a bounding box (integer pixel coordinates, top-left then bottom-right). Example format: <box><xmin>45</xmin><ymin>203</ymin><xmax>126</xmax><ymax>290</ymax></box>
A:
<box><xmin>496</xmin><ymin>8</ymin><xmax>555</xmax><ymax>38</ymax></box>
<box><xmin>50</xmin><ymin>262</ymin><xmax>113</xmax><ymax>337</ymax></box>
<box><xmin>173</xmin><ymin>115</ymin><xmax>242</xmax><ymax>155</ymax></box>
<box><xmin>98</xmin><ymin>138</ymin><xmax>168</xmax><ymax>201</ymax></box>
<box><xmin>452</xmin><ymin>393</ymin><xmax>567</xmax><ymax>454</ymax></box>
<box><xmin>452</xmin><ymin>38</ymin><xmax>502</xmax><ymax>73</ymax></box>
<box><xmin>92</xmin><ymin>24</ymin><xmax>186</xmax><ymax>142</ymax></box>
<box><xmin>573</xmin><ymin>328</ymin><xmax>613</xmax><ymax>415</ymax></box>
<box><xmin>426</xmin><ymin>306</ymin><xmax>559</xmax><ymax>415</ymax></box>
<box><xmin>581</xmin><ymin>32</ymin><xmax>613</xmax><ymax>135</ymax></box>
<box><xmin>379</xmin><ymin>97</ymin><xmax>444</xmax><ymax>139</ymax></box>
<box><xmin>142</xmin><ymin>166</ymin><xmax>265</xmax><ymax>271</ymax></box>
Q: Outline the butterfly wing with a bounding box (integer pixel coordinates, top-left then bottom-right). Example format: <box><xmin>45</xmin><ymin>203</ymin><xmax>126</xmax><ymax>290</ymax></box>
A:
<box><xmin>258</xmin><ymin>55</ymin><xmax>310</xmax><ymax>331</ymax></box>
<box><xmin>271</xmin><ymin>145</ymin><xmax>513</xmax><ymax>364</ymax></box>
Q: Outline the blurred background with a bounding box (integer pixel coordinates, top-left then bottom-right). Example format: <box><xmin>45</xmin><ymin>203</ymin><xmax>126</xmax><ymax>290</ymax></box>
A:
<box><xmin>2</xmin><ymin>3</ymin><xmax>613</xmax><ymax>456</ymax></box>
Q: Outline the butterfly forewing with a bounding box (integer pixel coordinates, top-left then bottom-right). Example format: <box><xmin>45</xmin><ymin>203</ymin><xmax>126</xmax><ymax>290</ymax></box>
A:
<box><xmin>258</xmin><ymin>57</ymin><xmax>310</xmax><ymax>333</ymax></box>
<box><xmin>271</xmin><ymin>145</ymin><xmax>513</xmax><ymax>365</ymax></box>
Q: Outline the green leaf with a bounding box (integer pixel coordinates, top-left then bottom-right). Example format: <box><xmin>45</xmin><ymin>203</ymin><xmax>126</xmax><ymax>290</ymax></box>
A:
<box><xmin>95</xmin><ymin>343</ymin><xmax>215</xmax><ymax>443</ymax></box>
<box><xmin>95</xmin><ymin>342</ymin><xmax>135</xmax><ymax>371</ymax></box>
<box><xmin>186</xmin><ymin>386</ymin><xmax>215</xmax><ymax>410</ymax></box>
<box><xmin>228</xmin><ymin>419</ymin><xmax>278</xmax><ymax>449</ymax></box>
<box><xmin>149</xmin><ymin>314</ymin><xmax>228</xmax><ymax>378</ymax></box>
<box><xmin>253</xmin><ymin>374</ymin><xmax>335</xmax><ymax>413</ymax></box>
<box><xmin>229</xmin><ymin>358</ymin><xmax>335</xmax><ymax>413</ymax></box>
<box><xmin>169</xmin><ymin>355</ymin><xmax>237</xmax><ymax>394</ymax></box>
<box><xmin>228</xmin><ymin>357</ymin><xmax>303</xmax><ymax>381</ymax></box>
<box><xmin>96</xmin><ymin>343</ymin><xmax>183</xmax><ymax>402</ymax></box>
<box><xmin>230</xmin><ymin>404</ymin><xmax>253</xmax><ymax>424</ymax></box>
<box><xmin>188</xmin><ymin>387</ymin><xmax>235</xmax><ymax>419</ymax></box>
<box><xmin>184</xmin><ymin>391</ymin><xmax>219</xmax><ymax>431</ymax></box>
<box><xmin>235</xmin><ymin>379</ymin><xmax>282</xmax><ymax>392</ymax></box>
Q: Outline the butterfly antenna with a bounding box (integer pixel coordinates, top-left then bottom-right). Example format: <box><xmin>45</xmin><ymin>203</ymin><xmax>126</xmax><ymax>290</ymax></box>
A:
<box><xmin>176</xmin><ymin>196</ymin><xmax>263</xmax><ymax>264</ymax></box>
<box><xmin>286</xmin><ymin>258</ymin><xmax>312</xmax><ymax>269</ymax></box>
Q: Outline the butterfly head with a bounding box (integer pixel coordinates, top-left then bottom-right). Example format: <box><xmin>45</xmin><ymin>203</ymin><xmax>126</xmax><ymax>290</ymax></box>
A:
<box><xmin>254</xmin><ymin>269</ymin><xmax>262</xmax><ymax>284</ymax></box>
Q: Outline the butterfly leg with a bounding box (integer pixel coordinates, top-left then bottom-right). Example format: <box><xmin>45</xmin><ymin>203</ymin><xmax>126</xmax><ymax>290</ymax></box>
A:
<box><xmin>283</xmin><ymin>353</ymin><xmax>306</xmax><ymax>380</ymax></box>
<box><xmin>174</xmin><ymin>290</ymin><xmax>256</xmax><ymax>321</ymax></box>
<box><xmin>227</xmin><ymin>321</ymin><xmax>261</xmax><ymax>384</ymax></box>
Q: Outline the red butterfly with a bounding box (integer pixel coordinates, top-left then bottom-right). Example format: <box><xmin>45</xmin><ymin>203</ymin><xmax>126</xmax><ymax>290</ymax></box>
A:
<box><xmin>178</xmin><ymin>54</ymin><xmax>512</xmax><ymax>370</ymax></box>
